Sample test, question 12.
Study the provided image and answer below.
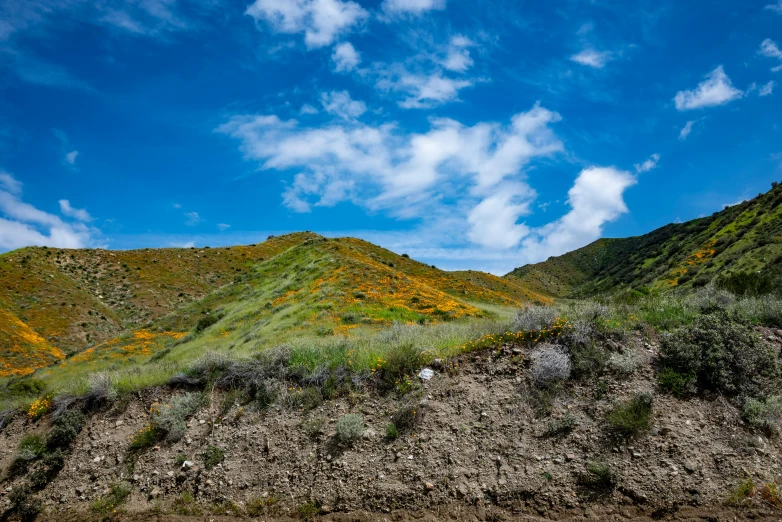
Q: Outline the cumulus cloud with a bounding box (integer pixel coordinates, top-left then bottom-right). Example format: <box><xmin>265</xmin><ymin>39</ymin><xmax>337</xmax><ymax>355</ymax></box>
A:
<box><xmin>0</xmin><ymin>171</ymin><xmax>101</xmax><ymax>251</ymax></box>
<box><xmin>245</xmin><ymin>0</ymin><xmax>368</xmax><ymax>48</ymax></box>
<box><xmin>759</xmin><ymin>39</ymin><xmax>782</xmax><ymax>71</ymax></box>
<box><xmin>634</xmin><ymin>153</ymin><xmax>660</xmax><ymax>173</ymax></box>
<box><xmin>442</xmin><ymin>35</ymin><xmax>474</xmax><ymax>72</ymax></box>
<box><xmin>678</xmin><ymin>120</ymin><xmax>697</xmax><ymax>140</ymax></box>
<box><xmin>570</xmin><ymin>49</ymin><xmax>613</xmax><ymax>68</ymax></box>
<box><xmin>519</xmin><ymin>167</ymin><xmax>636</xmax><ymax>262</ymax></box>
<box><xmin>320</xmin><ymin>90</ymin><xmax>366</xmax><ymax>120</ymax></box>
<box><xmin>332</xmin><ymin>41</ymin><xmax>360</xmax><ymax>72</ymax></box>
<box><xmin>218</xmin><ymin>103</ymin><xmax>565</xmax><ymax>248</ymax></box>
<box><xmin>382</xmin><ymin>0</ymin><xmax>446</xmax><ymax>17</ymax></box>
<box><xmin>759</xmin><ymin>80</ymin><xmax>775</xmax><ymax>96</ymax></box>
<box><xmin>58</xmin><ymin>199</ymin><xmax>92</xmax><ymax>221</ymax></box>
<box><xmin>674</xmin><ymin>66</ymin><xmax>742</xmax><ymax>110</ymax></box>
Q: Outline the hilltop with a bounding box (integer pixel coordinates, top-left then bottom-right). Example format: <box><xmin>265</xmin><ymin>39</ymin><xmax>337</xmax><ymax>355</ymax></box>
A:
<box><xmin>0</xmin><ymin>233</ymin><xmax>544</xmax><ymax>383</ymax></box>
<box><xmin>506</xmin><ymin>181</ymin><xmax>782</xmax><ymax>297</ymax></box>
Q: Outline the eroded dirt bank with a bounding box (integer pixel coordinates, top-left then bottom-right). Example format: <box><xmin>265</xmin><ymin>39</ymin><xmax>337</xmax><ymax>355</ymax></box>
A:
<box><xmin>2</xmin><ymin>333</ymin><xmax>782</xmax><ymax>521</ymax></box>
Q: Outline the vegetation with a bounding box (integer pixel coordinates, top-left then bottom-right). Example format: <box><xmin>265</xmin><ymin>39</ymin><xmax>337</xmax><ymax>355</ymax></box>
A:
<box><xmin>335</xmin><ymin>413</ymin><xmax>364</xmax><ymax>444</ymax></box>
<box><xmin>203</xmin><ymin>445</ymin><xmax>225</xmax><ymax>470</ymax></box>
<box><xmin>91</xmin><ymin>482</ymin><xmax>131</xmax><ymax>513</ymax></box>
<box><xmin>606</xmin><ymin>393</ymin><xmax>654</xmax><ymax>437</ymax></box>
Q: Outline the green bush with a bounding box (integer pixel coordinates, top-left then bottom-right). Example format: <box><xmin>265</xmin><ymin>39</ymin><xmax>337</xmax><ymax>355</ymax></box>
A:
<box><xmin>390</xmin><ymin>403</ymin><xmax>422</xmax><ymax>434</ymax></box>
<box><xmin>545</xmin><ymin>413</ymin><xmax>578</xmax><ymax>437</ymax></box>
<box><xmin>47</xmin><ymin>410</ymin><xmax>86</xmax><ymax>450</ymax></box>
<box><xmin>378</xmin><ymin>343</ymin><xmax>423</xmax><ymax>390</ymax></box>
<box><xmin>606</xmin><ymin>393</ymin><xmax>653</xmax><ymax>437</ymax></box>
<box><xmin>385</xmin><ymin>423</ymin><xmax>399</xmax><ymax>440</ymax></box>
<box><xmin>153</xmin><ymin>392</ymin><xmax>206</xmax><ymax>442</ymax></box>
<box><xmin>7</xmin><ymin>486</ymin><xmax>42</xmax><ymax>521</ymax></box>
<box><xmin>18</xmin><ymin>434</ymin><xmax>46</xmax><ymax>461</ymax></box>
<box><xmin>717</xmin><ymin>271</ymin><xmax>778</xmax><ymax>297</ymax></box>
<box><xmin>657</xmin><ymin>368</ymin><xmax>697</xmax><ymax>398</ymax></box>
<box><xmin>195</xmin><ymin>314</ymin><xmax>220</xmax><ymax>332</ymax></box>
<box><xmin>580</xmin><ymin>461</ymin><xmax>616</xmax><ymax>490</ymax></box>
<box><xmin>203</xmin><ymin>445</ymin><xmax>225</xmax><ymax>470</ymax></box>
<box><xmin>658</xmin><ymin>312</ymin><xmax>780</xmax><ymax>397</ymax></box>
<box><xmin>91</xmin><ymin>482</ymin><xmax>131</xmax><ymax>513</ymax></box>
<box><xmin>743</xmin><ymin>396</ymin><xmax>782</xmax><ymax>435</ymax></box>
<box><xmin>335</xmin><ymin>413</ymin><xmax>363</xmax><ymax>444</ymax></box>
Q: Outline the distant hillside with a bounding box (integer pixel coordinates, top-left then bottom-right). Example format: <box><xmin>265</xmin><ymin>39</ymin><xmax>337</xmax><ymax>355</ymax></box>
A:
<box><xmin>507</xmin><ymin>181</ymin><xmax>782</xmax><ymax>297</ymax></box>
<box><xmin>1</xmin><ymin>233</ymin><xmax>543</xmax><ymax>380</ymax></box>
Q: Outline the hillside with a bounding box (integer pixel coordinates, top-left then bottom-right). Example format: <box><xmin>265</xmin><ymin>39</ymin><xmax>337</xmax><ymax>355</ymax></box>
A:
<box><xmin>1</xmin><ymin>234</ymin><xmax>542</xmax><ymax>386</ymax></box>
<box><xmin>507</xmin><ymin>181</ymin><xmax>782</xmax><ymax>297</ymax></box>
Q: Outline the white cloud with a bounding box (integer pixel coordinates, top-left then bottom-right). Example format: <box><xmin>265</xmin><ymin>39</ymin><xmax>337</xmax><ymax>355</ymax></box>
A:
<box><xmin>377</xmin><ymin>68</ymin><xmax>474</xmax><ymax>109</ymax></box>
<box><xmin>0</xmin><ymin>171</ymin><xmax>101</xmax><ymax>251</ymax></box>
<box><xmin>519</xmin><ymin>167</ymin><xmax>636</xmax><ymax>262</ymax></box>
<box><xmin>245</xmin><ymin>0</ymin><xmax>368</xmax><ymax>48</ymax></box>
<box><xmin>331</xmin><ymin>41</ymin><xmax>360</xmax><ymax>72</ymax></box>
<box><xmin>184</xmin><ymin>211</ymin><xmax>202</xmax><ymax>226</ymax></box>
<box><xmin>217</xmin><ymin>223</ymin><xmax>231</xmax><ymax>231</ymax></box>
<box><xmin>759</xmin><ymin>80</ymin><xmax>775</xmax><ymax>96</ymax></box>
<box><xmin>382</xmin><ymin>0</ymin><xmax>446</xmax><ymax>16</ymax></box>
<box><xmin>766</xmin><ymin>1</ymin><xmax>782</xmax><ymax>14</ymax></box>
<box><xmin>634</xmin><ymin>153</ymin><xmax>660</xmax><ymax>173</ymax></box>
<box><xmin>300</xmin><ymin>104</ymin><xmax>319</xmax><ymax>115</ymax></box>
<box><xmin>570</xmin><ymin>49</ymin><xmax>613</xmax><ymax>68</ymax></box>
<box><xmin>759</xmin><ymin>39</ymin><xmax>782</xmax><ymax>60</ymax></box>
<box><xmin>172</xmin><ymin>203</ymin><xmax>182</xmax><ymax>209</ymax></box>
<box><xmin>442</xmin><ymin>35</ymin><xmax>474</xmax><ymax>72</ymax></box>
<box><xmin>58</xmin><ymin>199</ymin><xmax>92</xmax><ymax>222</ymax></box>
<box><xmin>217</xmin><ymin>103</ymin><xmax>564</xmax><ymax>250</ymax></box>
<box><xmin>320</xmin><ymin>90</ymin><xmax>366</xmax><ymax>120</ymax></box>
<box><xmin>65</xmin><ymin>150</ymin><xmax>79</xmax><ymax>165</ymax></box>
<box><xmin>678</xmin><ymin>120</ymin><xmax>697</xmax><ymax>140</ymax></box>
<box><xmin>674</xmin><ymin>66</ymin><xmax>743</xmax><ymax>111</ymax></box>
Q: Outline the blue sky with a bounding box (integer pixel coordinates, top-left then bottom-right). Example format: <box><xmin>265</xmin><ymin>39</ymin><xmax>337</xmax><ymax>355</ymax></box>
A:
<box><xmin>0</xmin><ymin>0</ymin><xmax>780</xmax><ymax>274</ymax></box>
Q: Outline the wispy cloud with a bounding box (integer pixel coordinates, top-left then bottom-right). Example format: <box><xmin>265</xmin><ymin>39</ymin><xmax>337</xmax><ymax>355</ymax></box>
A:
<box><xmin>320</xmin><ymin>90</ymin><xmax>366</xmax><ymax>120</ymax></box>
<box><xmin>217</xmin><ymin>223</ymin><xmax>230</xmax><ymax>231</ymax></box>
<box><xmin>58</xmin><ymin>199</ymin><xmax>92</xmax><ymax>221</ymax></box>
<box><xmin>184</xmin><ymin>211</ymin><xmax>202</xmax><ymax>226</ymax></box>
<box><xmin>442</xmin><ymin>35</ymin><xmax>474</xmax><ymax>72</ymax></box>
<box><xmin>570</xmin><ymin>49</ymin><xmax>613</xmax><ymax>69</ymax></box>
<box><xmin>634</xmin><ymin>153</ymin><xmax>660</xmax><ymax>173</ymax></box>
<box><xmin>65</xmin><ymin>150</ymin><xmax>79</xmax><ymax>166</ymax></box>
<box><xmin>759</xmin><ymin>80</ymin><xmax>775</xmax><ymax>96</ymax></box>
<box><xmin>678</xmin><ymin>120</ymin><xmax>697</xmax><ymax>140</ymax></box>
<box><xmin>381</xmin><ymin>0</ymin><xmax>446</xmax><ymax>17</ymax></box>
<box><xmin>376</xmin><ymin>66</ymin><xmax>474</xmax><ymax>108</ymax></box>
<box><xmin>766</xmin><ymin>1</ymin><xmax>782</xmax><ymax>14</ymax></box>
<box><xmin>674</xmin><ymin>66</ymin><xmax>742</xmax><ymax>110</ymax></box>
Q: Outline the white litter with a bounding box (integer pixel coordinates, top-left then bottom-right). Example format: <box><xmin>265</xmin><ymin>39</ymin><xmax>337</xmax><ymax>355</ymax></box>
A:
<box><xmin>418</xmin><ymin>368</ymin><xmax>435</xmax><ymax>381</ymax></box>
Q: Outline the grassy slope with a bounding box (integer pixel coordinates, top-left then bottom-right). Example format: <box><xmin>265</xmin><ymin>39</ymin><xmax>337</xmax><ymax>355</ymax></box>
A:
<box><xmin>4</xmin><ymin>235</ymin><xmax>537</xmax><ymax>395</ymax></box>
<box><xmin>507</xmin><ymin>181</ymin><xmax>782</xmax><ymax>297</ymax></box>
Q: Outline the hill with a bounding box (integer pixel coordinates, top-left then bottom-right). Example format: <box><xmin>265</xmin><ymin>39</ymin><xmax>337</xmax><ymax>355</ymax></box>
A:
<box><xmin>506</xmin><ymin>181</ymin><xmax>782</xmax><ymax>297</ymax></box>
<box><xmin>1</xmin><ymin>234</ymin><xmax>543</xmax><ymax>384</ymax></box>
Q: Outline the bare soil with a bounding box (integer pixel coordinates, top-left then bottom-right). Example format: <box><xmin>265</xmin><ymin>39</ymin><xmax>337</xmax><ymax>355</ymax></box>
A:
<box><xmin>2</xmin><ymin>330</ymin><xmax>782</xmax><ymax>521</ymax></box>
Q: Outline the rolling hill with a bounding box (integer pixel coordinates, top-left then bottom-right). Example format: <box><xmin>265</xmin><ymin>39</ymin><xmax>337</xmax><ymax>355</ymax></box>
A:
<box><xmin>0</xmin><ymin>233</ymin><xmax>545</xmax><ymax>382</ymax></box>
<box><xmin>506</xmin><ymin>181</ymin><xmax>782</xmax><ymax>297</ymax></box>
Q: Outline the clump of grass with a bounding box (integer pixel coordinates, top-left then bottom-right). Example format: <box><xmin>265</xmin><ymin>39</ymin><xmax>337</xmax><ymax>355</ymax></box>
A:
<box><xmin>390</xmin><ymin>403</ymin><xmax>423</xmax><ymax>434</ymax></box>
<box><xmin>152</xmin><ymin>392</ymin><xmax>206</xmax><ymax>442</ymax></box>
<box><xmin>246</xmin><ymin>496</ymin><xmax>279</xmax><ymax>516</ymax></box>
<box><xmin>607</xmin><ymin>349</ymin><xmax>640</xmax><ymax>375</ymax></box>
<box><xmin>335</xmin><ymin>413</ymin><xmax>363</xmax><ymax>445</ymax></box>
<box><xmin>580</xmin><ymin>461</ymin><xmax>616</xmax><ymax>490</ymax></box>
<box><xmin>174</xmin><ymin>453</ymin><xmax>188</xmax><ymax>467</ymax></box>
<box><xmin>203</xmin><ymin>445</ymin><xmax>225</xmax><ymax>470</ymax></box>
<box><xmin>378</xmin><ymin>343</ymin><xmax>424</xmax><ymax>390</ymax></box>
<box><xmin>513</xmin><ymin>305</ymin><xmax>558</xmax><ymax>332</ymax></box>
<box><xmin>726</xmin><ymin>478</ymin><xmax>756</xmax><ymax>507</ymax></box>
<box><xmin>385</xmin><ymin>423</ymin><xmax>399</xmax><ymax>440</ymax></box>
<box><xmin>91</xmin><ymin>482</ymin><xmax>131</xmax><ymax>513</ymax></box>
<box><xmin>7</xmin><ymin>486</ymin><xmax>42</xmax><ymax>521</ymax></box>
<box><xmin>172</xmin><ymin>491</ymin><xmax>201</xmax><ymax>516</ymax></box>
<box><xmin>130</xmin><ymin>425</ymin><xmax>159</xmax><ymax>449</ymax></box>
<box><xmin>18</xmin><ymin>434</ymin><xmax>46</xmax><ymax>461</ymax></box>
<box><xmin>296</xmin><ymin>501</ymin><xmax>323</xmax><ymax>520</ymax></box>
<box><xmin>301</xmin><ymin>416</ymin><xmax>326</xmax><ymax>439</ymax></box>
<box><xmin>530</xmin><ymin>344</ymin><xmax>571</xmax><ymax>386</ymax></box>
<box><xmin>544</xmin><ymin>413</ymin><xmax>578</xmax><ymax>437</ymax></box>
<box><xmin>657</xmin><ymin>368</ymin><xmax>697</xmax><ymax>398</ymax></box>
<box><xmin>288</xmin><ymin>387</ymin><xmax>323</xmax><ymax>411</ymax></box>
<box><xmin>606</xmin><ymin>393</ymin><xmax>653</xmax><ymax>437</ymax></box>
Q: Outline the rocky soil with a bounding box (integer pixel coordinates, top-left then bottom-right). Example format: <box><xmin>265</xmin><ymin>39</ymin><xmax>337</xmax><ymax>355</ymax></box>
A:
<box><xmin>2</xmin><ymin>331</ymin><xmax>782</xmax><ymax>521</ymax></box>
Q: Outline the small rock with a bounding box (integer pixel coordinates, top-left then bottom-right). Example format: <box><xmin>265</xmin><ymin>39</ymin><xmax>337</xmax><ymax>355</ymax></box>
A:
<box><xmin>114</xmin><ymin>420</ymin><xmax>124</xmax><ymax>427</ymax></box>
<box><xmin>565</xmin><ymin>454</ymin><xmax>576</xmax><ymax>462</ymax></box>
<box><xmin>321</xmin><ymin>505</ymin><xmax>333</xmax><ymax>514</ymax></box>
<box><xmin>632</xmin><ymin>452</ymin><xmax>642</xmax><ymax>459</ymax></box>
<box><xmin>425</xmin><ymin>482</ymin><xmax>435</xmax><ymax>491</ymax></box>
<box><xmin>149</xmin><ymin>487</ymin><xmax>161</xmax><ymax>499</ymax></box>
<box><xmin>408</xmin><ymin>455</ymin><xmax>414</xmax><ymax>460</ymax></box>
<box><xmin>166</xmin><ymin>471</ymin><xmax>175</xmax><ymax>478</ymax></box>
<box><xmin>683</xmin><ymin>461</ymin><xmax>697</xmax><ymax>473</ymax></box>
<box><xmin>181</xmin><ymin>460</ymin><xmax>195</xmax><ymax>470</ymax></box>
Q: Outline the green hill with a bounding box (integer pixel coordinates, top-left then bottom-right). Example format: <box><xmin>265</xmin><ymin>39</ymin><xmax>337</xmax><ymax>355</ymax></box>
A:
<box><xmin>506</xmin><ymin>181</ymin><xmax>782</xmax><ymax>297</ymax></box>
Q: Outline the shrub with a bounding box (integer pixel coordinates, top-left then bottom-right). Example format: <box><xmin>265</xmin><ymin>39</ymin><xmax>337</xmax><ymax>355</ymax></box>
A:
<box><xmin>658</xmin><ymin>312</ymin><xmax>780</xmax><ymax>398</ymax></box>
<box><xmin>390</xmin><ymin>403</ymin><xmax>422</xmax><ymax>434</ymax></box>
<box><xmin>91</xmin><ymin>482</ymin><xmax>131</xmax><ymax>513</ymax></box>
<box><xmin>301</xmin><ymin>416</ymin><xmax>326</xmax><ymax>439</ymax></box>
<box><xmin>130</xmin><ymin>425</ymin><xmax>159</xmax><ymax>449</ymax></box>
<box><xmin>717</xmin><ymin>271</ymin><xmax>777</xmax><ymax>297</ymax></box>
<box><xmin>530</xmin><ymin>344</ymin><xmax>571</xmax><ymax>386</ymax></box>
<box><xmin>47</xmin><ymin>410</ymin><xmax>86</xmax><ymax>450</ymax></box>
<box><xmin>18</xmin><ymin>434</ymin><xmax>46</xmax><ymax>461</ymax></box>
<box><xmin>378</xmin><ymin>343</ymin><xmax>423</xmax><ymax>390</ymax></box>
<box><xmin>513</xmin><ymin>305</ymin><xmax>559</xmax><ymax>332</ymax></box>
<box><xmin>726</xmin><ymin>478</ymin><xmax>756</xmax><ymax>507</ymax></box>
<box><xmin>27</xmin><ymin>394</ymin><xmax>52</xmax><ymax>420</ymax></box>
<box><xmin>544</xmin><ymin>413</ymin><xmax>578</xmax><ymax>437</ymax></box>
<box><xmin>335</xmin><ymin>413</ymin><xmax>363</xmax><ymax>444</ymax></box>
<box><xmin>195</xmin><ymin>314</ymin><xmax>220</xmax><ymax>332</ymax></box>
<box><xmin>606</xmin><ymin>393</ymin><xmax>653</xmax><ymax>437</ymax></box>
<box><xmin>607</xmin><ymin>349</ymin><xmax>640</xmax><ymax>375</ymax></box>
<box><xmin>83</xmin><ymin>373</ymin><xmax>118</xmax><ymax>410</ymax></box>
<box><xmin>657</xmin><ymin>368</ymin><xmax>697</xmax><ymax>398</ymax></box>
<box><xmin>289</xmin><ymin>387</ymin><xmax>323</xmax><ymax>411</ymax></box>
<box><xmin>569</xmin><ymin>343</ymin><xmax>609</xmax><ymax>377</ymax></box>
<box><xmin>7</xmin><ymin>486</ymin><xmax>43</xmax><ymax>522</ymax></box>
<box><xmin>153</xmin><ymin>392</ymin><xmax>206</xmax><ymax>442</ymax></box>
<box><xmin>203</xmin><ymin>445</ymin><xmax>225</xmax><ymax>470</ymax></box>
<box><xmin>385</xmin><ymin>423</ymin><xmax>398</xmax><ymax>440</ymax></box>
<box><xmin>743</xmin><ymin>396</ymin><xmax>782</xmax><ymax>436</ymax></box>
